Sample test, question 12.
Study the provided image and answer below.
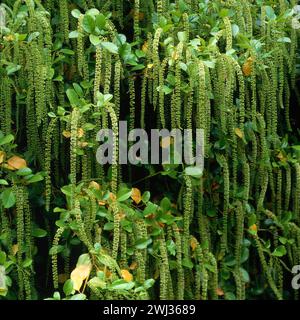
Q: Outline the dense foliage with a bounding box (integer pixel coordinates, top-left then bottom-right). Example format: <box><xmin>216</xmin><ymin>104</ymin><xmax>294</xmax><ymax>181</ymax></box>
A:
<box><xmin>0</xmin><ymin>0</ymin><xmax>300</xmax><ymax>300</ymax></box>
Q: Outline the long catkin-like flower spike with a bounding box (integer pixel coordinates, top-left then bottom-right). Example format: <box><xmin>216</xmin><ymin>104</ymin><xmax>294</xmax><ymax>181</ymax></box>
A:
<box><xmin>105</xmin><ymin>102</ymin><xmax>119</xmax><ymax>194</ymax></box>
<box><xmin>223</xmin><ymin>17</ymin><xmax>232</xmax><ymax>52</ymax></box>
<box><xmin>59</xmin><ymin>0</ymin><xmax>69</xmax><ymax>43</ymax></box>
<box><xmin>173</xmin><ymin>224</ymin><xmax>184</xmax><ymax>300</ymax></box>
<box><xmin>45</xmin><ymin>118</ymin><xmax>57</xmax><ymax>212</ymax></box>
<box><xmin>254</xmin><ymin>237</ymin><xmax>283</xmax><ymax>300</ymax></box>
<box><xmin>183</xmin><ymin>175</ymin><xmax>193</xmax><ymax>259</ymax></box>
<box><xmin>133</xmin><ymin>0</ymin><xmax>140</xmax><ymax>40</ymax></box>
<box><xmin>219</xmin><ymin>155</ymin><xmax>230</xmax><ymax>257</ymax></box>
<box><xmin>51</xmin><ymin>227</ymin><xmax>64</xmax><ymax>289</ymax></box>
<box><xmin>94</xmin><ymin>46</ymin><xmax>103</xmax><ymax>104</ymax></box>
<box><xmin>158</xmin><ymin>237</ymin><xmax>170</xmax><ymax>300</ymax></box>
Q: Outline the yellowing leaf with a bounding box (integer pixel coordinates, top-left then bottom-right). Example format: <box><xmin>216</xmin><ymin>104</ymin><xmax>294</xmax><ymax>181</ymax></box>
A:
<box><xmin>109</xmin><ymin>193</ymin><xmax>117</xmax><ymax>201</ymax></box>
<box><xmin>277</xmin><ymin>152</ymin><xmax>287</xmax><ymax>162</ymax></box>
<box><xmin>78</xmin><ymin>141</ymin><xmax>88</xmax><ymax>148</ymax></box>
<box><xmin>172</xmin><ymin>50</ymin><xmax>179</xmax><ymax>61</ymax></box>
<box><xmin>242</xmin><ymin>57</ymin><xmax>254</xmax><ymax>77</ymax></box>
<box><xmin>7</xmin><ymin>156</ymin><xmax>27</xmax><ymax>170</ymax></box>
<box><xmin>131</xmin><ymin>188</ymin><xmax>142</xmax><ymax>204</ymax></box>
<box><xmin>12</xmin><ymin>244</ymin><xmax>18</xmax><ymax>256</ymax></box>
<box><xmin>2</xmin><ymin>163</ymin><xmax>15</xmax><ymax>171</ymax></box>
<box><xmin>249</xmin><ymin>224</ymin><xmax>258</xmax><ymax>234</ymax></box>
<box><xmin>147</xmin><ymin>63</ymin><xmax>153</xmax><ymax>69</ymax></box>
<box><xmin>89</xmin><ymin>181</ymin><xmax>101</xmax><ymax>190</ymax></box>
<box><xmin>142</xmin><ymin>41</ymin><xmax>148</xmax><ymax>53</ymax></box>
<box><xmin>62</xmin><ymin>130</ymin><xmax>71</xmax><ymax>138</ymax></box>
<box><xmin>121</xmin><ymin>269</ymin><xmax>133</xmax><ymax>282</ymax></box>
<box><xmin>77</xmin><ymin>128</ymin><xmax>84</xmax><ymax>138</ymax></box>
<box><xmin>190</xmin><ymin>237</ymin><xmax>198</xmax><ymax>251</ymax></box>
<box><xmin>71</xmin><ymin>264</ymin><xmax>91</xmax><ymax>291</ymax></box>
<box><xmin>216</xmin><ymin>288</ymin><xmax>225</xmax><ymax>296</ymax></box>
<box><xmin>234</xmin><ymin>128</ymin><xmax>244</xmax><ymax>139</ymax></box>
<box><xmin>0</xmin><ymin>151</ymin><xmax>6</xmax><ymax>164</ymax></box>
<box><xmin>160</xmin><ymin>136</ymin><xmax>173</xmax><ymax>149</ymax></box>
<box><xmin>129</xmin><ymin>261</ymin><xmax>138</xmax><ymax>270</ymax></box>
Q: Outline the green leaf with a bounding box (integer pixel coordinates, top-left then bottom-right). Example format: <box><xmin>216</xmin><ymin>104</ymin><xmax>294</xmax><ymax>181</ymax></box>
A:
<box><xmin>69</xmin><ymin>31</ymin><xmax>80</xmax><ymax>39</ymax></box>
<box><xmin>182</xmin><ymin>258</ymin><xmax>194</xmax><ymax>269</ymax></box>
<box><xmin>185</xmin><ymin>166</ymin><xmax>203</xmax><ymax>178</ymax></box>
<box><xmin>135</xmin><ymin>238</ymin><xmax>152</xmax><ymax>250</ymax></box>
<box><xmin>265</xmin><ymin>6</ymin><xmax>276</xmax><ymax>20</ymax></box>
<box><xmin>82</xmin><ymin>14</ymin><xmax>95</xmax><ymax>33</ymax></box>
<box><xmin>32</xmin><ymin>228</ymin><xmax>47</xmax><ymax>238</ymax></box>
<box><xmin>66</xmin><ymin>88</ymin><xmax>80</xmax><ymax>106</ymax></box>
<box><xmin>95</xmin><ymin>14</ymin><xmax>106</xmax><ymax>30</ymax></box>
<box><xmin>240</xmin><ymin>268</ymin><xmax>250</xmax><ymax>283</ymax></box>
<box><xmin>232</xmin><ymin>24</ymin><xmax>239</xmax><ymax>37</ymax></box>
<box><xmin>143</xmin><ymin>279</ymin><xmax>155</xmax><ymax>290</ymax></box>
<box><xmin>272</xmin><ymin>245</ymin><xmax>287</xmax><ymax>257</ymax></box>
<box><xmin>277</xmin><ymin>37</ymin><xmax>291</xmax><ymax>43</ymax></box>
<box><xmin>0</xmin><ymin>180</ymin><xmax>8</xmax><ymax>186</ymax></box>
<box><xmin>26</xmin><ymin>174</ymin><xmax>44</xmax><ymax>184</ymax></box>
<box><xmin>27</xmin><ymin>32</ymin><xmax>40</xmax><ymax>42</ymax></box>
<box><xmin>69</xmin><ymin>293</ymin><xmax>86</xmax><ymax>300</ymax></box>
<box><xmin>22</xmin><ymin>258</ymin><xmax>32</xmax><ymax>268</ymax></box>
<box><xmin>177</xmin><ymin>31</ymin><xmax>187</xmax><ymax>42</ymax></box>
<box><xmin>0</xmin><ymin>251</ymin><xmax>6</xmax><ymax>265</ymax></box>
<box><xmin>60</xmin><ymin>49</ymin><xmax>75</xmax><ymax>55</ymax></box>
<box><xmin>77</xmin><ymin>253</ymin><xmax>91</xmax><ymax>267</ymax></box>
<box><xmin>71</xmin><ymin>9</ymin><xmax>81</xmax><ymax>19</ymax></box>
<box><xmin>53</xmin><ymin>292</ymin><xmax>61</xmax><ymax>300</ymax></box>
<box><xmin>109</xmin><ymin>279</ymin><xmax>135</xmax><ymax>291</ymax></box>
<box><xmin>142</xmin><ymin>191</ymin><xmax>151</xmax><ymax>203</ymax></box>
<box><xmin>104</xmin><ymin>222</ymin><xmax>114</xmax><ymax>231</ymax></box>
<box><xmin>166</xmin><ymin>240</ymin><xmax>176</xmax><ymax>256</ymax></box>
<box><xmin>101</xmin><ymin>41</ymin><xmax>118</xmax><ymax>54</ymax></box>
<box><xmin>63</xmin><ymin>279</ymin><xmax>74</xmax><ymax>296</ymax></box>
<box><xmin>117</xmin><ymin>188</ymin><xmax>132</xmax><ymax>202</ymax></box>
<box><xmin>1</xmin><ymin>189</ymin><xmax>16</xmax><ymax>209</ymax></box>
<box><xmin>48</xmin><ymin>112</ymin><xmax>57</xmax><ymax>118</ymax></box>
<box><xmin>89</xmin><ymin>34</ymin><xmax>101</xmax><ymax>46</ymax></box>
<box><xmin>0</xmin><ymin>134</ymin><xmax>14</xmax><ymax>146</ymax></box>
<box><xmin>49</xmin><ymin>245</ymin><xmax>64</xmax><ymax>255</ymax></box>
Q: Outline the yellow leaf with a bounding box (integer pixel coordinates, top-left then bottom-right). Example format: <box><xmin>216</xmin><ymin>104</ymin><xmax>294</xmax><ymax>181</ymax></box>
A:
<box><xmin>121</xmin><ymin>269</ymin><xmax>133</xmax><ymax>282</ymax></box>
<box><xmin>62</xmin><ymin>130</ymin><xmax>71</xmax><ymax>138</ymax></box>
<box><xmin>216</xmin><ymin>288</ymin><xmax>225</xmax><ymax>296</ymax></box>
<box><xmin>190</xmin><ymin>237</ymin><xmax>198</xmax><ymax>251</ymax></box>
<box><xmin>242</xmin><ymin>57</ymin><xmax>254</xmax><ymax>77</ymax></box>
<box><xmin>234</xmin><ymin>128</ymin><xmax>244</xmax><ymax>139</ymax></box>
<box><xmin>147</xmin><ymin>63</ymin><xmax>153</xmax><ymax>69</ymax></box>
<box><xmin>77</xmin><ymin>128</ymin><xmax>84</xmax><ymax>138</ymax></box>
<box><xmin>277</xmin><ymin>152</ymin><xmax>287</xmax><ymax>162</ymax></box>
<box><xmin>2</xmin><ymin>163</ymin><xmax>15</xmax><ymax>171</ymax></box>
<box><xmin>172</xmin><ymin>50</ymin><xmax>179</xmax><ymax>61</ymax></box>
<box><xmin>71</xmin><ymin>264</ymin><xmax>91</xmax><ymax>291</ymax></box>
<box><xmin>0</xmin><ymin>151</ymin><xmax>6</xmax><ymax>164</ymax></box>
<box><xmin>7</xmin><ymin>156</ymin><xmax>27</xmax><ymax>170</ymax></box>
<box><xmin>12</xmin><ymin>244</ymin><xmax>18</xmax><ymax>256</ymax></box>
<box><xmin>129</xmin><ymin>261</ymin><xmax>138</xmax><ymax>270</ymax></box>
<box><xmin>89</xmin><ymin>181</ymin><xmax>101</xmax><ymax>190</ymax></box>
<box><xmin>131</xmin><ymin>188</ymin><xmax>142</xmax><ymax>204</ymax></box>
<box><xmin>249</xmin><ymin>224</ymin><xmax>258</xmax><ymax>233</ymax></box>
<box><xmin>109</xmin><ymin>193</ymin><xmax>117</xmax><ymax>202</ymax></box>
<box><xmin>142</xmin><ymin>41</ymin><xmax>148</xmax><ymax>53</ymax></box>
<box><xmin>160</xmin><ymin>136</ymin><xmax>173</xmax><ymax>149</ymax></box>
<box><xmin>78</xmin><ymin>141</ymin><xmax>88</xmax><ymax>148</ymax></box>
